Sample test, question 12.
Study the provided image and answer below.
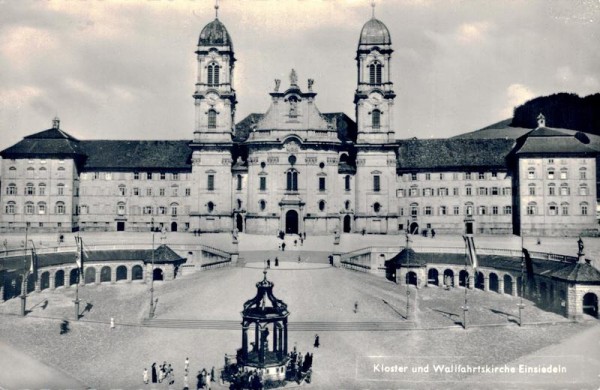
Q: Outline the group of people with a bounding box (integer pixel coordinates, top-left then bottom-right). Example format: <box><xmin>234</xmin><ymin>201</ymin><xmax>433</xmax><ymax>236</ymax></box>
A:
<box><xmin>265</xmin><ymin>258</ymin><xmax>279</xmax><ymax>268</ymax></box>
<box><xmin>143</xmin><ymin>358</ymin><xmax>215</xmax><ymax>389</ymax></box>
<box><xmin>288</xmin><ymin>347</ymin><xmax>314</xmax><ymax>383</ymax></box>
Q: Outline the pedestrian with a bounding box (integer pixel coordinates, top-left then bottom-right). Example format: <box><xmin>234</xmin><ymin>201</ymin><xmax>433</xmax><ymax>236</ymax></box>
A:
<box><xmin>211</xmin><ymin>367</ymin><xmax>215</xmax><ymax>382</ymax></box>
<box><xmin>267</xmin><ymin>259</ymin><xmax>271</xmax><ymax>268</ymax></box>
<box><xmin>274</xmin><ymin>257</ymin><xmax>279</xmax><ymax>267</ymax></box>
<box><xmin>431</xmin><ymin>229</ymin><xmax>436</xmax><ymax>238</ymax></box>
<box><xmin>300</xmin><ymin>236</ymin><xmax>304</xmax><ymax>246</ymax></box>
<box><xmin>297</xmin><ymin>255</ymin><xmax>301</xmax><ymax>263</ymax></box>
<box><xmin>110</xmin><ymin>317</ymin><xmax>115</xmax><ymax>329</ymax></box>
<box><xmin>294</xmin><ymin>239</ymin><xmax>297</xmax><ymax>246</ymax></box>
<box><xmin>206</xmin><ymin>370</ymin><xmax>211</xmax><ymax>389</ymax></box>
<box><xmin>151</xmin><ymin>362</ymin><xmax>158</xmax><ymax>383</ymax></box>
<box><xmin>185</xmin><ymin>357</ymin><xmax>189</xmax><ymax>372</ymax></box>
<box><xmin>183</xmin><ymin>373</ymin><xmax>189</xmax><ymax>390</ymax></box>
<box><xmin>282</xmin><ymin>242</ymin><xmax>286</xmax><ymax>251</ymax></box>
<box><xmin>314</xmin><ymin>334</ymin><xmax>320</xmax><ymax>348</ymax></box>
<box><xmin>143</xmin><ymin>368</ymin><xmax>149</xmax><ymax>384</ymax></box>
<box><xmin>354</xmin><ymin>301</ymin><xmax>358</xmax><ymax>313</ymax></box>
<box><xmin>159</xmin><ymin>364</ymin><xmax>165</xmax><ymax>383</ymax></box>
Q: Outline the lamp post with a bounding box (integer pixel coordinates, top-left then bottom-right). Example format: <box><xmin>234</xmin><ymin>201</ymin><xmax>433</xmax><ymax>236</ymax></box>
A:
<box><xmin>149</xmin><ymin>218</ymin><xmax>155</xmax><ymax>319</ymax></box>
<box><xmin>518</xmin><ymin>234</ymin><xmax>525</xmax><ymax>326</ymax></box>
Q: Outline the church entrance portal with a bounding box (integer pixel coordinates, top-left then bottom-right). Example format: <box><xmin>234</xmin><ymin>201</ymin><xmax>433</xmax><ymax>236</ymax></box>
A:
<box><xmin>117</xmin><ymin>221</ymin><xmax>125</xmax><ymax>231</ymax></box>
<box><xmin>285</xmin><ymin>210</ymin><xmax>299</xmax><ymax>234</ymax></box>
<box><xmin>236</xmin><ymin>214</ymin><xmax>244</xmax><ymax>233</ymax></box>
<box><xmin>343</xmin><ymin>215</ymin><xmax>352</xmax><ymax>233</ymax></box>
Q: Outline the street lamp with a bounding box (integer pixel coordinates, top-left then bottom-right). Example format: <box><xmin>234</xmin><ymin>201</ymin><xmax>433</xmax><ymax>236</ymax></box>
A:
<box><xmin>149</xmin><ymin>218</ymin><xmax>155</xmax><ymax>319</ymax></box>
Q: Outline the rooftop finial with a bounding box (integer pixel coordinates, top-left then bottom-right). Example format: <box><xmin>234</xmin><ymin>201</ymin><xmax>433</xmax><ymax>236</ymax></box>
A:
<box><xmin>537</xmin><ymin>113</ymin><xmax>546</xmax><ymax>128</ymax></box>
<box><xmin>52</xmin><ymin>116</ymin><xmax>60</xmax><ymax>129</ymax></box>
<box><xmin>371</xmin><ymin>0</ymin><xmax>376</xmax><ymax>18</ymax></box>
<box><xmin>215</xmin><ymin>0</ymin><xmax>219</xmax><ymax>19</ymax></box>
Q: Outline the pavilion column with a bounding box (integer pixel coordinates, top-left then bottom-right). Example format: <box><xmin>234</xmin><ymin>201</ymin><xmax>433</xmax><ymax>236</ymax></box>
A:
<box><xmin>127</xmin><ymin>266</ymin><xmax>132</xmax><ymax>283</ymax></box>
<box><xmin>283</xmin><ymin>318</ymin><xmax>288</xmax><ymax>355</ymax></box>
<box><xmin>49</xmin><ymin>274</ymin><xmax>56</xmax><ymax>290</ymax></box>
<box><xmin>254</xmin><ymin>322</ymin><xmax>259</xmax><ymax>352</ymax></box>
<box><xmin>34</xmin><ymin>275</ymin><xmax>41</xmax><ymax>292</ymax></box>
<box><xmin>258</xmin><ymin>325</ymin><xmax>266</xmax><ymax>364</ymax></box>
<box><xmin>498</xmin><ymin>278</ymin><xmax>505</xmax><ymax>294</ymax></box>
<box><xmin>276</xmin><ymin>323</ymin><xmax>283</xmax><ymax>359</ymax></box>
<box><xmin>453</xmin><ymin>274</ymin><xmax>459</xmax><ymax>288</ymax></box>
<box><xmin>512</xmin><ymin>279</ymin><xmax>518</xmax><ymax>296</ymax></box>
<box><xmin>468</xmin><ymin>275</ymin><xmax>473</xmax><ymax>289</ymax></box>
<box><xmin>242</xmin><ymin>323</ymin><xmax>249</xmax><ymax>360</ymax></box>
<box><xmin>272</xmin><ymin>323</ymin><xmax>278</xmax><ymax>353</ymax></box>
<box><xmin>95</xmin><ymin>269</ymin><xmax>101</xmax><ymax>285</ymax></box>
<box><xmin>437</xmin><ymin>274</ymin><xmax>442</xmax><ymax>286</ymax></box>
<box><xmin>111</xmin><ymin>267</ymin><xmax>117</xmax><ymax>284</ymax></box>
<box><xmin>483</xmin><ymin>276</ymin><xmax>489</xmax><ymax>291</ymax></box>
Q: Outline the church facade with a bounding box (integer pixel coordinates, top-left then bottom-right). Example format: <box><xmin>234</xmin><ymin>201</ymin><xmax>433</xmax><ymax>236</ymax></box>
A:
<box><xmin>0</xmin><ymin>14</ymin><xmax>597</xmax><ymax>237</ymax></box>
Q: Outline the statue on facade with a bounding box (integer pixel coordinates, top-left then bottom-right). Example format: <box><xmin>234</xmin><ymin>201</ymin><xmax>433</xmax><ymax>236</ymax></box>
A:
<box><xmin>290</xmin><ymin>69</ymin><xmax>298</xmax><ymax>86</ymax></box>
<box><xmin>578</xmin><ymin>237</ymin><xmax>584</xmax><ymax>256</ymax></box>
<box><xmin>274</xmin><ymin>79</ymin><xmax>281</xmax><ymax>92</ymax></box>
<box><xmin>307</xmin><ymin>78</ymin><xmax>314</xmax><ymax>91</ymax></box>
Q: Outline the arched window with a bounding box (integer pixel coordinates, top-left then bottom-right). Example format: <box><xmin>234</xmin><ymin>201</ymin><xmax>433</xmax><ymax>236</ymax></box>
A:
<box><xmin>117</xmin><ymin>202</ymin><xmax>126</xmax><ymax>215</ymax></box>
<box><xmin>526</xmin><ymin>202</ymin><xmax>537</xmax><ymax>215</ymax></box>
<box><xmin>208</xmin><ymin>109</ymin><xmax>217</xmax><ymax>129</ymax></box>
<box><xmin>344</xmin><ymin>175</ymin><xmax>351</xmax><ymax>191</ymax></box>
<box><xmin>373</xmin><ymin>202</ymin><xmax>381</xmax><ymax>213</ymax></box>
<box><xmin>207</xmin><ymin>62</ymin><xmax>220</xmax><ymax>86</ymax></box>
<box><xmin>25</xmin><ymin>202</ymin><xmax>34</xmax><ymax>214</ymax></box>
<box><xmin>5</xmin><ymin>201</ymin><xmax>16</xmax><ymax>214</ymax></box>
<box><xmin>465</xmin><ymin>202</ymin><xmax>474</xmax><ymax>216</ymax></box>
<box><xmin>25</xmin><ymin>183</ymin><xmax>35</xmax><ymax>196</ymax></box>
<box><xmin>6</xmin><ymin>183</ymin><xmax>17</xmax><ymax>195</ymax></box>
<box><xmin>27</xmin><ymin>167</ymin><xmax>35</xmax><ymax>177</ymax></box>
<box><xmin>581</xmin><ymin>202</ymin><xmax>589</xmax><ymax>215</ymax></box>
<box><xmin>38</xmin><ymin>202</ymin><xmax>46</xmax><ymax>214</ymax></box>
<box><xmin>55</xmin><ymin>201</ymin><xmax>65</xmax><ymax>214</ymax></box>
<box><xmin>8</xmin><ymin>166</ymin><xmax>17</xmax><ymax>178</ymax></box>
<box><xmin>259</xmin><ymin>200</ymin><xmax>266</xmax><ymax>211</ymax></box>
<box><xmin>170</xmin><ymin>202</ymin><xmax>178</xmax><ymax>216</ymax></box>
<box><xmin>286</xmin><ymin>169</ymin><xmax>298</xmax><ymax>191</ymax></box>
<box><xmin>372</xmin><ymin>109</ymin><xmax>381</xmax><ymax>129</ymax></box>
<box><xmin>318</xmin><ymin>200</ymin><xmax>325</xmax><ymax>212</ymax></box>
<box><xmin>410</xmin><ymin>202</ymin><xmax>419</xmax><ymax>217</ymax></box>
<box><xmin>368</xmin><ymin>61</ymin><xmax>382</xmax><ymax>84</ymax></box>
<box><xmin>38</xmin><ymin>183</ymin><xmax>46</xmax><ymax>196</ymax></box>
<box><xmin>548</xmin><ymin>202</ymin><xmax>558</xmax><ymax>216</ymax></box>
<box><xmin>579</xmin><ymin>184</ymin><xmax>589</xmax><ymax>196</ymax></box>
<box><xmin>561</xmin><ymin>202</ymin><xmax>569</xmax><ymax>215</ymax></box>
<box><xmin>207</xmin><ymin>201</ymin><xmax>214</xmax><ymax>213</ymax></box>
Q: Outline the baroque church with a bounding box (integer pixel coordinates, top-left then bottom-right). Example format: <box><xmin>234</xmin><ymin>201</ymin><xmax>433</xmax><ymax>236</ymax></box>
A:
<box><xmin>1</xmin><ymin>8</ymin><xmax>598</xmax><ymax>237</ymax></box>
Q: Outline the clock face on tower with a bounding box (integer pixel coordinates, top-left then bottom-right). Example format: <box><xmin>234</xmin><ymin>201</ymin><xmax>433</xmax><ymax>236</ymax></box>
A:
<box><xmin>368</xmin><ymin>92</ymin><xmax>383</xmax><ymax>105</ymax></box>
<box><xmin>206</xmin><ymin>92</ymin><xmax>219</xmax><ymax>106</ymax></box>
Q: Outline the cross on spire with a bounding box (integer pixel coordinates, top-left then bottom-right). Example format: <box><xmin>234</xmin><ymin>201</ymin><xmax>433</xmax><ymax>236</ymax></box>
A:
<box><xmin>371</xmin><ymin>0</ymin><xmax>376</xmax><ymax>18</ymax></box>
<box><xmin>215</xmin><ymin>0</ymin><xmax>220</xmax><ymax>19</ymax></box>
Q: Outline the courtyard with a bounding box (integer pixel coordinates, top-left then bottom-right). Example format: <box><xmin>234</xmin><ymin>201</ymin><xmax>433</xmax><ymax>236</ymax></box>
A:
<box><xmin>1</xmin><ymin>232</ymin><xmax>599</xmax><ymax>390</ymax></box>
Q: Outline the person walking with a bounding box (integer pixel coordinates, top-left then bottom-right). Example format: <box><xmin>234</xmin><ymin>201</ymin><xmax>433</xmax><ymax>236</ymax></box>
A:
<box><xmin>143</xmin><ymin>368</ymin><xmax>149</xmax><ymax>384</ymax></box>
<box><xmin>274</xmin><ymin>257</ymin><xmax>279</xmax><ymax>267</ymax></box>
<box><xmin>185</xmin><ymin>357</ymin><xmax>189</xmax><ymax>372</ymax></box>
<box><xmin>354</xmin><ymin>301</ymin><xmax>358</xmax><ymax>313</ymax></box>
<box><xmin>110</xmin><ymin>317</ymin><xmax>115</xmax><ymax>329</ymax></box>
<box><xmin>267</xmin><ymin>259</ymin><xmax>271</xmax><ymax>268</ymax></box>
<box><xmin>210</xmin><ymin>367</ymin><xmax>215</xmax><ymax>382</ymax></box>
<box><xmin>151</xmin><ymin>362</ymin><xmax>158</xmax><ymax>383</ymax></box>
<box><xmin>282</xmin><ymin>242</ymin><xmax>286</xmax><ymax>251</ymax></box>
<box><xmin>314</xmin><ymin>334</ymin><xmax>320</xmax><ymax>348</ymax></box>
<box><xmin>183</xmin><ymin>373</ymin><xmax>189</xmax><ymax>390</ymax></box>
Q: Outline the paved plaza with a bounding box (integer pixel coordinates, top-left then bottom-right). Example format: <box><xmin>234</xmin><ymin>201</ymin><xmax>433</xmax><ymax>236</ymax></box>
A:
<box><xmin>1</xmin><ymin>232</ymin><xmax>599</xmax><ymax>390</ymax></box>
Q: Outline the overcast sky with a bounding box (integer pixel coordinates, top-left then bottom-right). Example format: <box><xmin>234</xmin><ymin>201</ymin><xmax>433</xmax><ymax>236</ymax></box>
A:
<box><xmin>0</xmin><ymin>0</ymin><xmax>599</xmax><ymax>152</ymax></box>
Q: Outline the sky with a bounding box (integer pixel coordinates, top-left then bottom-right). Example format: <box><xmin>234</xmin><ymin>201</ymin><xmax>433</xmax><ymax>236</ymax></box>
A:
<box><xmin>0</xmin><ymin>0</ymin><xmax>599</xmax><ymax>153</ymax></box>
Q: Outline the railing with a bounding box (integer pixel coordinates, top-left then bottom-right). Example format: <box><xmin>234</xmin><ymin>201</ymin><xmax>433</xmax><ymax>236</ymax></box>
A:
<box><xmin>201</xmin><ymin>259</ymin><xmax>231</xmax><ymax>270</ymax></box>
<box><xmin>340</xmin><ymin>260</ymin><xmax>371</xmax><ymax>272</ymax></box>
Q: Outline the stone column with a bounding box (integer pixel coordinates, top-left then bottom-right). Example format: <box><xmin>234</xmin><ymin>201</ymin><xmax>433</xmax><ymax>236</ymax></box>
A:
<box><xmin>437</xmin><ymin>274</ymin><xmax>442</xmax><ymax>286</ymax></box>
<box><xmin>258</xmin><ymin>325</ymin><xmax>266</xmax><ymax>364</ymax></box>
<box><xmin>127</xmin><ymin>266</ymin><xmax>132</xmax><ymax>283</ymax></box>
<box><xmin>111</xmin><ymin>266</ymin><xmax>117</xmax><ymax>284</ymax></box>
<box><xmin>483</xmin><ymin>276</ymin><xmax>489</xmax><ymax>291</ymax></box>
<box><xmin>453</xmin><ymin>273</ymin><xmax>459</xmax><ymax>288</ymax></box>
<box><xmin>50</xmin><ymin>274</ymin><xmax>56</xmax><ymax>290</ymax></box>
<box><xmin>34</xmin><ymin>274</ymin><xmax>41</xmax><ymax>292</ymax></box>
<box><xmin>95</xmin><ymin>269</ymin><xmax>101</xmax><ymax>285</ymax></box>
<box><xmin>283</xmin><ymin>318</ymin><xmax>288</xmax><ymax>355</ymax></box>
<box><xmin>273</xmin><ymin>323</ymin><xmax>278</xmax><ymax>353</ymax></box>
<box><xmin>242</xmin><ymin>323</ymin><xmax>249</xmax><ymax>360</ymax></box>
<box><xmin>512</xmin><ymin>280</ymin><xmax>518</xmax><ymax>297</ymax></box>
<box><xmin>468</xmin><ymin>275</ymin><xmax>473</xmax><ymax>289</ymax></box>
<box><xmin>498</xmin><ymin>278</ymin><xmax>505</xmax><ymax>294</ymax></box>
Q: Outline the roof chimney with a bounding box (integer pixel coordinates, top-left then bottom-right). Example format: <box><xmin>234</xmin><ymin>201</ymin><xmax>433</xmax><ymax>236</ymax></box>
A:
<box><xmin>52</xmin><ymin>117</ymin><xmax>60</xmax><ymax>129</ymax></box>
<box><xmin>537</xmin><ymin>113</ymin><xmax>545</xmax><ymax>128</ymax></box>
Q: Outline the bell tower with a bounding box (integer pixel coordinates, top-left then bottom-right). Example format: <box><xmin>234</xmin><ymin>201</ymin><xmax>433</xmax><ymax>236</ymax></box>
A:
<box><xmin>354</xmin><ymin>2</ymin><xmax>395</xmax><ymax>144</ymax></box>
<box><xmin>193</xmin><ymin>2</ymin><xmax>237</xmax><ymax>143</ymax></box>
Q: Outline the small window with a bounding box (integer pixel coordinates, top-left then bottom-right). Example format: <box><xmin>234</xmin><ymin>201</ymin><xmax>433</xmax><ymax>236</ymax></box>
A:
<box><xmin>503</xmin><ymin>206</ymin><xmax>512</xmax><ymax>215</ymax></box>
<box><xmin>237</xmin><ymin>175</ymin><xmax>243</xmax><ymax>191</ymax></box>
<box><xmin>57</xmin><ymin>184</ymin><xmax>65</xmax><ymax>196</ymax></box>
<box><xmin>527</xmin><ymin>169</ymin><xmax>535</xmax><ymax>180</ymax></box>
<box><xmin>581</xmin><ymin>202</ymin><xmax>589</xmax><ymax>215</ymax></box>
<box><xmin>208</xmin><ymin>109</ymin><xmax>217</xmax><ymax>129</ymax></box>
<box><xmin>25</xmin><ymin>183</ymin><xmax>35</xmax><ymax>196</ymax></box>
<box><xmin>38</xmin><ymin>202</ymin><xmax>46</xmax><ymax>215</ymax></box>
<box><xmin>345</xmin><ymin>200</ymin><xmax>351</xmax><ymax>210</ymax></box>
<box><xmin>207</xmin><ymin>201</ymin><xmax>215</xmax><ymax>213</ymax></box>
<box><xmin>259</xmin><ymin>200</ymin><xmax>266</xmax><ymax>211</ymax></box>
<box><xmin>373</xmin><ymin>202</ymin><xmax>381</xmax><ymax>213</ymax></box>
<box><xmin>6</xmin><ymin>183</ymin><xmax>17</xmax><ymax>195</ymax></box>
<box><xmin>344</xmin><ymin>175</ymin><xmax>351</xmax><ymax>191</ymax></box>
<box><xmin>25</xmin><ymin>202</ymin><xmax>34</xmax><ymax>214</ymax></box>
<box><xmin>478</xmin><ymin>172</ymin><xmax>485</xmax><ymax>180</ymax></box>
<box><xmin>373</xmin><ymin>175</ymin><xmax>381</xmax><ymax>192</ymax></box>
<box><xmin>160</xmin><ymin>172</ymin><xmax>166</xmax><ymax>180</ymax></box>
<box><xmin>579</xmin><ymin>168</ymin><xmax>587</xmax><ymax>180</ymax></box>
<box><xmin>119</xmin><ymin>185</ymin><xmax>127</xmax><ymax>196</ymax></box>
<box><xmin>260</xmin><ymin>176</ymin><xmax>267</xmax><ymax>191</ymax></box>
<box><xmin>207</xmin><ymin>174</ymin><xmax>215</xmax><ymax>191</ymax></box>
<box><xmin>548</xmin><ymin>203</ymin><xmax>558</xmax><ymax>216</ymax></box>
<box><xmin>560</xmin><ymin>169</ymin><xmax>568</xmax><ymax>180</ymax></box>
<box><xmin>318</xmin><ymin>200</ymin><xmax>325</xmax><ymax>212</ymax></box>
<box><xmin>528</xmin><ymin>184</ymin><xmax>536</xmax><ymax>196</ymax></box>
<box><xmin>318</xmin><ymin>177</ymin><xmax>326</xmax><ymax>192</ymax></box>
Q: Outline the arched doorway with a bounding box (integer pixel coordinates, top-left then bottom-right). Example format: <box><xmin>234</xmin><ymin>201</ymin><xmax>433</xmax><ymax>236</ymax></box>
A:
<box><xmin>171</xmin><ymin>222</ymin><xmax>177</xmax><ymax>232</ymax></box>
<box><xmin>70</xmin><ymin>269</ymin><xmax>79</xmax><ymax>286</ymax></box>
<box><xmin>410</xmin><ymin>222</ymin><xmax>419</xmax><ymax>235</ymax></box>
<box><xmin>459</xmin><ymin>270</ymin><xmax>469</xmax><ymax>287</ymax></box>
<box><xmin>153</xmin><ymin>268</ymin><xmax>164</xmax><ymax>281</ymax></box>
<box><xmin>55</xmin><ymin>270</ymin><xmax>64</xmax><ymax>288</ymax></box>
<box><xmin>27</xmin><ymin>274</ymin><xmax>36</xmax><ymax>293</ymax></box>
<box><xmin>343</xmin><ymin>215</ymin><xmax>352</xmax><ymax>233</ymax></box>
<box><xmin>475</xmin><ymin>272</ymin><xmax>485</xmax><ymax>290</ymax></box>
<box><xmin>285</xmin><ymin>210</ymin><xmax>299</xmax><ymax>234</ymax></box>
<box><xmin>116</xmin><ymin>266</ymin><xmax>127</xmax><ymax>281</ymax></box>
<box><xmin>85</xmin><ymin>267</ymin><xmax>96</xmax><ymax>284</ymax></box>
<box><xmin>444</xmin><ymin>269</ymin><xmax>454</xmax><ymax>287</ymax></box>
<box><xmin>100</xmin><ymin>266</ymin><xmax>111</xmax><ymax>283</ymax></box>
<box><xmin>132</xmin><ymin>265</ymin><xmax>143</xmax><ymax>280</ymax></box>
<box><xmin>503</xmin><ymin>275</ymin><xmax>513</xmax><ymax>295</ymax></box>
<box><xmin>583</xmin><ymin>293</ymin><xmax>598</xmax><ymax>317</ymax></box>
<box><xmin>489</xmin><ymin>273</ymin><xmax>499</xmax><ymax>292</ymax></box>
<box><xmin>236</xmin><ymin>214</ymin><xmax>244</xmax><ymax>232</ymax></box>
<box><xmin>428</xmin><ymin>268</ymin><xmax>439</xmax><ymax>286</ymax></box>
<box><xmin>406</xmin><ymin>271</ymin><xmax>417</xmax><ymax>286</ymax></box>
<box><xmin>40</xmin><ymin>272</ymin><xmax>50</xmax><ymax>290</ymax></box>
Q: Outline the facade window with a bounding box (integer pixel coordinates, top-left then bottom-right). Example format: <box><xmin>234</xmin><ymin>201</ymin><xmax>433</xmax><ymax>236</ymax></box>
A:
<box><xmin>491</xmin><ymin>172</ymin><xmax>497</xmax><ymax>179</ymax></box>
<box><xmin>117</xmin><ymin>203</ymin><xmax>126</xmax><ymax>215</ymax></box>
<box><xmin>5</xmin><ymin>201</ymin><xmax>16</xmax><ymax>214</ymax></box>
<box><xmin>344</xmin><ymin>175</ymin><xmax>351</xmax><ymax>191</ymax></box>
<box><xmin>453</xmin><ymin>188</ymin><xmax>459</xmax><ymax>196</ymax></box>
<box><xmin>373</xmin><ymin>175</ymin><xmax>381</xmax><ymax>192</ymax></box>
<box><xmin>526</xmin><ymin>202</ymin><xmax>537</xmax><ymax>215</ymax></box>
<box><xmin>465</xmin><ymin>204</ymin><xmax>474</xmax><ymax>216</ymax></box>
<box><xmin>345</xmin><ymin>200</ymin><xmax>351</xmax><ymax>210</ymax></box>
<box><xmin>479</xmin><ymin>172</ymin><xmax>485</xmax><ymax>180</ymax></box>
<box><xmin>158</xmin><ymin>206</ymin><xmax>166</xmax><ymax>215</ymax></box>
<box><xmin>425</xmin><ymin>173</ymin><xmax>431</xmax><ymax>180</ymax></box>
<box><xmin>55</xmin><ymin>202</ymin><xmax>65</xmax><ymax>215</ymax></box>
<box><xmin>318</xmin><ymin>200</ymin><xmax>325</xmax><ymax>212</ymax></box>
<box><xmin>159</xmin><ymin>188</ymin><xmax>165</xmax><ymax>196</ymax></box>
<box><xmin>548</xmin><ymin>184</ymin><xmax>556</xmax><ymax>196</ymax></box>
<box><xmin>171</xmin><ymin>203</ymin><xmax>178</xmax><ymax>216</ymax></box>
<box><xmin>527</xmin><ymin>169</ymin><xmax>535</xmax><ymax>179</ymax></box>
<box><xmin>172</xmin><ymin>186</ymin><xmax>178</xmax><ymax>197</ymax></box>
<box><xmin>466</xmin><ymin>187</ymin><xmax>472</xmax><ymax>196</ymax></box>
<box><xmin>27</xmin><ymin>167</ymin><xmax>35</xmax><ymax>177</ymax></box>
<box><xmin>453</xmin><ymin>172</ymin><xmax>460</xmax><ymax>180</ymax></box>
<box><xmin>133</xmin><ymin>187</ymin><xmax>140</xmax><ymax>196</ymax></box>
<box><xmin>38</xmin><ymin>202</ymin><xmax>46</xmax><ymax>214</ymax></box>
<box><xmin>560</xmin><ymin>169</ymin><xmax>568</xmax><ymax>179</ymax></box>
<box><xmin>57</xmin><ymin>184</ymin><xmax>65</xmax><ymax>196</ymax></box>
<box><xmin>503</xmin><ymin>187</ymin><xmax>512</xmax><ymax>196</ymax></box>
<box><xmin>207</xmin><ymin>201</ymin><xmax>215</xmax><ymax>213</ymax></box>
<box><xmin>528</xmin><ymin>184</ymin><xmax>536</xmax><ymax>196</ymax></box>
<box><xmin>581</xmin><ymin>203</ymin><xmax>589</xmax><ymax>215</ymax></box>
<box><xmin>409</xmin><ymin>187</ymin><xmax>418</xmax><ymax>197</ymax></box>
<box><xmin>237</xmin><ymin>175</ymin><xmax>243</xmax><ymax>191</ymax></box>
<box><xmin>259</xmin><ymin>176</ymin><xmax>267</xmax><ymax>191</ymax></box>
<box><xmin>410</xmin><ymin>204</ymin><xmax>418</xmax><ymax>217</ymax></box>
<box><xmin>491</xmin><ymin>187</ymin><xmax>499</xmax><ymax>196</ymax></box>
<box><xmin>561</xmin><ymin>203</ymin><xmax>569</xmax><ymax>215</ymax></box>
<box><xmin>372</xmin><ymin>110</ymin><xmax>381</xmax><ymax>129</ymax></box>
<box><xmin>78</xmin><ymin>205</ymin><xmax>88</xmax><ymax>214</ymax></box>
<box><xmin>143</xmin><ymin>206</ymin><xmax>153</xmax><ymax>215</ymax></box>
<box><xmin>579</xmin><ymin>184</ymin><xmax>589</xmax><ymax>196</ymax></box>
<box><xmin>439</xmin><ymin>206</ymin><xmax>447</xmax><ymax>215</ymax></box>
<box><xmin>492</xmin><ymin>206</ymin><xmax>499</xmax><ymax>215</ymax></box>
<box><xmin>160</xmin><ymin>172</ymin><xmax>166</xmax><ymax>180</ymax></box>
<box><xmin>208</xmin><ymin>109</ymin><xmax>217</xmax><ymax>129</ymax></box>
<box><xmin>503</xmin><ymin>206</ymin><xmax>512</xmax><ymax>215</ymax></box>
<box><xmin>424</xmin><ymin>188</ymin><xmax>432</xmax><ymax>197</ymax></box>
<box><xmin>207</xmin><ymin>62</ymin><xmax>220</xmax><ymax>85</ymax></box>
<box><xmin>6</xmin><ymin>183</ymin><xmax>17</xmax><ymax>195</ymax></box>
<box><xmin>207</xmin><ymin>174</ymin><xmax>215</xmax><ymax>191</ymax></box>
<box><xmin>396</xmin><ymin>189</ymin><xmax>404</xmax><ymax>197</ymax></box>
<box><xmin>424</xmin><ymin>206</ymin><xmax>432</xmax><ymax>215</ymax></box>
<box><xmin>134</xmin><ymin>172</ymin><xmax>140</xmax><ymax>180</ymax></box>
<box><xmin>172</xmin><ymin>173</ymin><xmax>179</xmax><ymax>181</ymax></box>
<box><xmin>25</xmin><ymin>183</ymin><xmax>35</xmax><ymax>196</ymax></box>
<box><xmin>286</xmin><ymin>170</ymin><xmax>298</xmax><ymax>191</ymax></box>
<box><xmin>580</xmin><ymin>168</ymin><xmax>587</xmax><ymax>179</ymax></box>
<box><xmin>259</xmin><ymin>200</ymin><xmax>266</xmax><ymax>211</ymax></box>
<box><xmin>478</xmin><ymin>206</ymin><xmax>487</xmax><ymax>215</ymax></box>
<box><xmin>411</xmin><ymin>173</ymin><xmax>417</xmax><ymax>181</ymax></box>
<box><xmin>8</xmin><ymin>166</ymin><xmax>17</xmax><ymax>178</ymax></box>
<box><xmin>185</xmin><ymin>188</ymin><xmax>191</xmax><ymax>196</ymax></box>
<box><xmin>560</xmin><ymin>184</ymin><xmax>569</xmax><ymax>196</ymax></box>
<box><xmin>452</xmin><ymin>206</ymin><xmax>459</xmax><ymax>215</ymax></box>
<box><xmin>146</xmin><ymin>188</ymin><xmax>152</xmax><ymax>196</ymax></box>
<box><xmin>119</xmin><ymin>185</ymin><xmax>126</xmax><ymax>196</ymax></box>
<box><xmin>548</xmin><ymin>203</ymin><xmax>558</xmax><ymax>216</ymax></box>
<box><xmin>319</xmin><ymin>177</ymin><xmax>326</xmax><ymax>191</ymax></box>
<box><xmin>465</xmin><ymin>172</ymin><xmax>472</xmax><ymax>180</ymax></box>
<box><xmin>478</xmin><ymin>187</ymin><xmax>487</xmax><ymax>196</ymax></box>
<box><xmin>373</xmin><ymin>202</ymin><xmax>381</xmax><ymax>213</ymax></box>
<box><xmin>368</xmin><ymin>62</ymin><xmax>382</xmax><ymax>84</ymax></box>
<box><xmin>25</xmin><ymin>202</ymin><xmax>34</xmax><ymax>214</ymax></box>
<box><xmin>547</xmin><ymin>169</ymin><xmax>555</xmax><ymax>180</ymax></box>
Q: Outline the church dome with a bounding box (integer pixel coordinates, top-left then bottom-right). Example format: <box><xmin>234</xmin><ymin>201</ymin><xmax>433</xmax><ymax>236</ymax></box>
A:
<box><xmin>198</xmin><ymin>19</ymin><xmax>233</xmax><ymax>48</ymax></box>
<box><xmin>359</xmin><ymin>18</ymin><xmax>391</xmax><ymax>46</ymax></box>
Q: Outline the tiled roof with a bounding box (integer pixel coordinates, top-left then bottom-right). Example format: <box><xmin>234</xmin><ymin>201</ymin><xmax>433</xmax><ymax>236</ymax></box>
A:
<box><xmin>397</xmin><ymin>138</ymin><xmax>515</xmax><ymax>171</ymax></box>
<box><xmin>514</xmin><ymin>127</ymin><xmax>598</xmax><ymax>155</ymax></box>
<box><xmin>1</xmin><ymin>128</ymin><xmax>84</xmax><ymax>158</ymax></box>
<box><xmin>550</xmin><ymin>262</ymin><xmax>600</xmax><ymax>283</ymax></box>
<box><xmin>385</xmin><ymin>248</ymin><xmax>427</xmax><ymax>268</ymax></box>
<box><xmin>80</xmin><ymin>140</ymin><xmax>193</xmax><ymax>171</ymax></box>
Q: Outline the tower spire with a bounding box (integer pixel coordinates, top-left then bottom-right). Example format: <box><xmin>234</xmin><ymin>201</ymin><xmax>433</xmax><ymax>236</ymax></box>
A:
<box><xmin>371</xmin><ymin>0</ymin><xmax>376</xmax><ymax>18</ymax></box>
<box><xmin>215</xmin><ymin>0</ymin><xmax>219</xmax><ymax>19</ymax></box>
